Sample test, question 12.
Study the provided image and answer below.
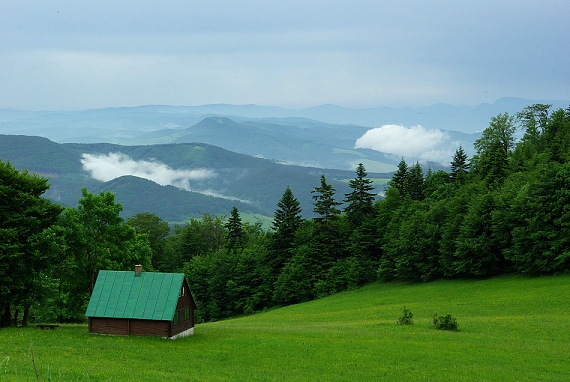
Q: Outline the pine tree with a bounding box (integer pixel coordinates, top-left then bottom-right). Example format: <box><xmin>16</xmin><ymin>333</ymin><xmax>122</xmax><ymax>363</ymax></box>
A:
<box><xmin>272</xmin><ymin>186</ymin><xmax>303</xmax><ymax>235</ymax></box>
<box><xmin>389</xmin><ymin>158</ymin><xmax>409</xmax><ymax>199</ymax></box>
<box><xmin>225</xmin><ymin>206</ymin><xmax>243</xmax><ymax>253</ymax></box>
<box><xmin>407</xmin><ymin>162</ymin><xmax>425</xmax><ymax>201</ymax></box>
<box><xmin>270</xmin><ymin>186</ymin><xmax>304</xmax><ymax>274</ymax></box>
<box><xmin>312</xmin><ymin>175</ymin><xmax>341</xmax><ymax>227</ymax></box>
<box><xmin>344</xmin><ymin>163</ymin><xmax>376</xmax><ymax>227</ymax></box>
<box><xmin>311</xmin><ymin>175</ymin><xmax>343</xmax><ymax>265</ymax></box>
<box><xmin>450</xmin><ymin>146</ymin><xmax>470</xmax><ymax>184</ymax></box>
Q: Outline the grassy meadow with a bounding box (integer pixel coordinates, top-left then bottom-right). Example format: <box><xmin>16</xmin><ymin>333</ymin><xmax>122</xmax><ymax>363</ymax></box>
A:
<box><xmin>1</xmin><ymin>275</ymin><xmax>569</xmax><ymax>381</ymax></box>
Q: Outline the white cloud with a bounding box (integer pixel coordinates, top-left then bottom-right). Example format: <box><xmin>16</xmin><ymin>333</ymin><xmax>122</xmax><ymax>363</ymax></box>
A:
<box><xmin>199</xmin><ymin>189</ymin><xmax>251</xmax><ymax>204</ymax></box>
<box><xmin>81</xmin><ymin>152</ymin><xmax>215</xmax><ymax>190</ymax></box>
<box><xmin>354</xmin><ymin>124</ymin><xmax>457</xmax><ymax>164</ymax></box>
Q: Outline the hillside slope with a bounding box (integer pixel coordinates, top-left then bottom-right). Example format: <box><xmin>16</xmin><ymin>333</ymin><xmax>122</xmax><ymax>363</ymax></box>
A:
<box><xmin>2</xmin><ymin>275</ymin><xmax>569</xmax><ymax>380</ymax></box>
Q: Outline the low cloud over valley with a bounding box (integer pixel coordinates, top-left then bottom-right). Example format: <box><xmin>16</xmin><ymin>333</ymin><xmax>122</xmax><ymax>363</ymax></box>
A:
<box><xmin>81</xmin><ymin>152</ymin><xmax>215</xmax><ymax>191</ymax></box>
<box><xmin>354</xmin><ymin>124</ymin><xmax>459</xmax><ymax>164</ymax></box>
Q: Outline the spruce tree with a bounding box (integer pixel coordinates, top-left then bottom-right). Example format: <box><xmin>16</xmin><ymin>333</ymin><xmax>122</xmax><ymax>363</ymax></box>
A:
<box><xmin>312</xmin><ymin>174</ymin><xmax>341</xmax><ymax>227</ymax></box>
<box><xmin>450</xmin><ymin>146</ymin><xmax>470</xmax><ymax>184</ymax></box>
<box><xmin>311</xmin><ymin>175</ymin><xmax>343</xmax><ymax>266</ymax></box>
<box><xmin>389</xmin><ymin>158</ymin><xmax>409</xmax><ymax>199</ymax></box>
<box><xmin>225</xmin><ymin>206</ymin><xmax>243</xmax><ymax>253</ymax></box>
<box><xmin>407</xmin><ymin>162</ymin><xmax>425</xmax><ymax>201</ymax></box>
<box><xmin>344</xmin><ymin>163</ymin><xmax>376</xmax><ymax>227</ymax></box>
<box><xmin>270</xmin><ymin>186</ymin><xmax>304</xmax><ymax>274</ymax></box>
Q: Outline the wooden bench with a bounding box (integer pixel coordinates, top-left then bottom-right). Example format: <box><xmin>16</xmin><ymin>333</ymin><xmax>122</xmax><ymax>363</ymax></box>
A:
<box><xmin>37</xmin><ymin>324</ymin><xmax>59</xmax><ymax>330</ymax></box>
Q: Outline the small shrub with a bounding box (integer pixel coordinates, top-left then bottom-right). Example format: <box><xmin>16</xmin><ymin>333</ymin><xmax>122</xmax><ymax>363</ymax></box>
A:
<box><xmin>433</xmin><ymin>313</ymin><xmax>459</xmax><ymax>331</ymax></box>
<box><xmin>397</xmin><ymin>307</ymin><xmax>414</xmax><ymax>325</ymax></box>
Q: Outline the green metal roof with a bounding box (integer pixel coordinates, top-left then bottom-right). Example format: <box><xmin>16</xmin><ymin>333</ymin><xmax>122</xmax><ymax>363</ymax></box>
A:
<box><xmin>85</xmin><ymin>270</ymin><xmax>185</xmax><ymax>321</ymax></box>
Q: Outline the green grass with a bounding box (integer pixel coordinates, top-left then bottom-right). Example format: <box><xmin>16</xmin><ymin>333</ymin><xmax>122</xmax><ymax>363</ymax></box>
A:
<box><xmin>2</xmin><ymin>275</ymin><xmax>570</xmax><ymax>381</ymax></box>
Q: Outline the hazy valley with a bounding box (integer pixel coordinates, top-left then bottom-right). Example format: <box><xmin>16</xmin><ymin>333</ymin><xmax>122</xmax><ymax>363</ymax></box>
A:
<box><xmin>1</xmin><ymin>97</ymin><xmax>568</xmax><ymax>222</ymax></box>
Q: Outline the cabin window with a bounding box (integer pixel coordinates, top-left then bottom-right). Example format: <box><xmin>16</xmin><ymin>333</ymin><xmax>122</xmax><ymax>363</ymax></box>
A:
<box><xmin>173</xmin><ymin>311</ymin><xmax>179</xmax><ymax>326</ymax></box>
<box><xmin>184</xmin><ymin>307</ymin><xmax>190</xmax><ymax>321</ymax></box>
<box><xmin>180</xmin><ymin>287</ymin><xmax>184</xmax><ymax>297</ymax></box>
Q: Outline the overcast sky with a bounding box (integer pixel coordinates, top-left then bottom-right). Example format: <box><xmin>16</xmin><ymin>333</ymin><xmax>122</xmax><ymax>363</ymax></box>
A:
<box><xmin>1</xmin><ymin>0</ymin><xmax>568</xmax><ymax>110</ymax></box>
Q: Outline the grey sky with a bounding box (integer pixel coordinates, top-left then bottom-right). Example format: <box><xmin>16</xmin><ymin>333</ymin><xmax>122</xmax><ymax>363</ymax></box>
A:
<box><xmin>1</xmin><ymin>0</ymin><xmax>568</xmax><ymax>110</ymax></box>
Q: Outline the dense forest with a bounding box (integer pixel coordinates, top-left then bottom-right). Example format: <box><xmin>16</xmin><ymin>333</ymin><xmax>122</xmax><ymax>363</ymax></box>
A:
<box><xmin>1</xmin><ymin>104</ymin><xmax>569</xmax><ymax>326</ymax></box>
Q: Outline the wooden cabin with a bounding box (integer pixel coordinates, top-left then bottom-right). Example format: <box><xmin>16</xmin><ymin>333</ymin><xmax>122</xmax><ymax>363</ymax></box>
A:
<box><xmin>85</xmin><ymin>265</ymin><xmax>197</xmax><ymax>339</ymax></box>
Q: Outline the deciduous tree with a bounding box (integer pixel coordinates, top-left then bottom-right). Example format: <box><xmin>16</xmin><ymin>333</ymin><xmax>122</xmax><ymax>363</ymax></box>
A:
<box><xmin>0</xmin><ymin>160</ymin><xmax>62</xmax><ymax>327</ymax></box>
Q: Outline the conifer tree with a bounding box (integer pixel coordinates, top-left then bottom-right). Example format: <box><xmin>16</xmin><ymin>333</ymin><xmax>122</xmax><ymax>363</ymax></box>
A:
<box><xmin>389</xmin><ymin>158</ymin><xmax>409</xmax><ymax>199</ymax></box>
<box><xmin>344</xmin><ymin>163</ymin><xmax>376</xmax><ymax>227</ymax></box>
<box><xmin>225</xmin><ymin>206</ymin><xmax>243</xmax><ymax>253</ymax></box>
<box><xmin>272</xmin><ymin>186</ymin><xmax>303</xmax><ymax>235</ymax></box>
<box><xmin>311</xmin><ymin>175</ymin><xmax>343</xmax><ymax>266</ymax></box>
<box><xmin>407</xmin><ymin>162</ymin><xmax>425</xmax><ymax>201</ymax></box>
<box><xmin>312</xmin><ymin>174</ymin><xmax>341</xmax><ymax>227</ymax></box>
<box><xmin>270</xmin><ymin>186</ymin><xmax>304</xmax><ymax>274</ymax></box>
<box><xmin>450</xmin><ymin>146</ymin><xmax>470</xmax><ymax>184</ymax></box>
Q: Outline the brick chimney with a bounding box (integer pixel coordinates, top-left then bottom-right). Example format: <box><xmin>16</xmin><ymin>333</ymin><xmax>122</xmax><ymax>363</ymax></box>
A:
<box><xmin>135</xmin><ymin>264</ymin><xmax>142</xmax><ymax>276</ymax></box>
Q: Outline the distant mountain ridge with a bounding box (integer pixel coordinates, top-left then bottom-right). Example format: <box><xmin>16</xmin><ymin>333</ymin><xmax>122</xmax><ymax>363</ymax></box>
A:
<box><xmin>0</xmin><ymin>134</ymin><xmax>383</xmax><ymax>222</ymax></box>
<box><xmin>2</xmin><ymin>98</ymin><xmax>568</xmax><ymax>222</ymax></box>
<box><xmin>1</xmin><ymin>97</ymin><xmax>567</xmax><ymax>171</ymax></box>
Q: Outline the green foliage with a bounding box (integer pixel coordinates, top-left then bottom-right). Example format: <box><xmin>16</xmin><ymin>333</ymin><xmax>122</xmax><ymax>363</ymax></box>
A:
<box><xmin>126</xmin><ymin>212</ymin><xmax>170</xmax><ymax>271</ymax></box>
<box><xmin>49</xmin><ymin>188</ymin><xmax>153</xmax><ymax>322</ymax></box>
<box><xmin>397</xmin><ymin>307</ymin><xmax>414</xmax><ymax>325</ymax></box>
<box><xmin>183</xmin><ymin>214</ymin><xmax>272</xmax><ymax>321</ymax></box>
<box><xmin>389</xmin><ymin>158</ymin><xmax>409</xmax><ymax>198</ymax></box>
<box><xmin>450</xmin><ymin>145</ymin><xmax>469</xmax><ymax>184</ymax></box>
<box><xmin>407</xmin><ymin>162</ymin><xmax>425</xmax><ymax>201</ymax></box>
<box><xmin>269</xmin><ymin>186</ymin><xmax>304</xmax><ymax>277</ymax></box>
<box><xmin>0</xmin><ymin>159</ymin><xmax>63</xmax><ymax>327</ymax></box>
<box><xmin>517</xmin><ymin>103</ymin><xmax>551</xmax><ymax>147</ymax></box>
<box><xmin>343</xmin><ymin>163</ymin><xmax>376</xmax><ymax>226</ymax></box>
<box><xmin>454</xmin><ymin>187</ymin><xmax>503</xmax><ymax>277</ymax></box>
<box><xmin>433</xmin><ymin>313</ymin><xmax>459</xmax><ymax>331</ymax></box>
<box><xmin>225</xmin><ymin>206</ymin><xmax>244</xmax><ymax>253</ymax></box>
<box><xmin>312</xmin><ymin>174</ymin><xmax>341</xmax><ymax>225</ymax></box>
<box><xmin>473</xmin><ymin>113</ymin><xmax>516</xmax><ymax>185</ymax></box>
<box><xmin>272</xmin><ymin>245</ymin><xmax>313</xmax><ymax>305</ymax></box>
<box><xmin>506</xmin><ymin>162</ymin><xmax>570</xmax><ymax>273</ymax></box>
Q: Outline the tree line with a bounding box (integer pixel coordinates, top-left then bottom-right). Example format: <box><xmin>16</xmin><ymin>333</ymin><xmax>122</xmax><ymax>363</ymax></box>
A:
<box><xmin>1</xmin><ymin>104</ymin><xmax>569</xmax><ymax>326</ymax></box>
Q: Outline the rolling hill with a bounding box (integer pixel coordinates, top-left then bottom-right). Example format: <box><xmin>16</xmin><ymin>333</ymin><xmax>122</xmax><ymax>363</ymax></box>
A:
<box><xmin>0</xmin><ymin>134</ymin><xmax>387</xmax><ymax>222</ymax></box>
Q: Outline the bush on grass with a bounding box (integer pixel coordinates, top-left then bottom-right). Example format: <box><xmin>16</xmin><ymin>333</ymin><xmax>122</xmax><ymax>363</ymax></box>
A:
<box><xmin>397</xmin><ymin>307</ymin><xmax>414</xmax><ymax>325</ymax></box>
<box><xmin>433</xmin><ymin>313</ymin><xmax>459</xmax><ymax>331</ymax></box>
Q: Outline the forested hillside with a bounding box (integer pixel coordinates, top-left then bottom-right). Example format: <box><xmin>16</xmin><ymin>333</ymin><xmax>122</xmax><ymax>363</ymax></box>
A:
<box><xmin>1</xmin><ymin>103</ymin><xmax>569</xmax><ymax>327</ymax></box>
<box><xmin>180</xmin><ymin>103</ymin><xmax>570</xmax><ymax>320</ymax></box>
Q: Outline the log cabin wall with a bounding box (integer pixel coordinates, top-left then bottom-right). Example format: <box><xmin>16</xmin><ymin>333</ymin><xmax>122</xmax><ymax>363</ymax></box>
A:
<box><xmin>89</xmin><ymin>317</ymin><xmax>129</xmax><ymax>335</ymax></box>
<box><xmin>89</xmin><ymin>317</ymin><xmax>170</xmax><ymax>337</ymax></box>
<box><xmin>129</xmin><ymin>319</ymin><xmax>170</xmax><ymax>337</ymax></box>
